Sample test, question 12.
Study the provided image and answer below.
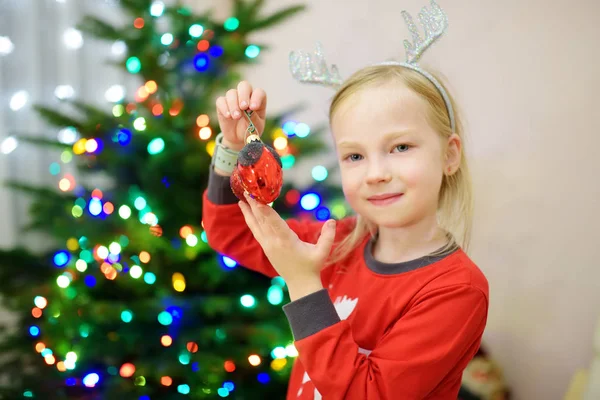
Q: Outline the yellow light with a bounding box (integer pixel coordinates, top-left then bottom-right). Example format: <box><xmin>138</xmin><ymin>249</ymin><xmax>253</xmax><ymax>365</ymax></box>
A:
<box><xmin>248</xmin><ymin>354</ymin><xmax>261</xmax><ymax>366</ymax></box>
<box><xmin>145</xmin><ymin>80</ymin><xmax>158</xmax><ymax>94</ymax></box>
<box><xmin>161</xmin><ymin>335</ymin><xmax>173</xmax><ymax>347</ymax></box>
<box><xmin>199</xmin><ymin>126</ymin><xmax>212</xmax><ymax>140</ymax></box>
<box><xmin>56</xmin><ymin>361</ymin><xmax>67</xmax><ymax>372</ymax></box>
<box><xmin>66</xmin><ymin>238</ymin><xmax>79</xmax><ymax>251</ymax></box>
<box><xmin>45</xmin><ymin>355</ymin><xmax>56</xmax><ymax>365</ymax></box>
<box><xmin>206</xmin><ymin>140</ymin><xmax>216</xmax><ymax>156</ymax></box>
<box><xmin>139</xmin><ymin>251</ymin><xmax>151</xmax><ymax>263</ymax></box>
<box><xmin>58</xmin><ymin>178</ymin><xmax>72</xmax><ymax>192</ymax></box>
<box><xmin>196</xmin><ymin>114</ymin><xmax>210</xmax><ymax>127</ymax></box>
<box><xmin>271</xmin><ymin>128</ymin><xmax>286</xmax><ymax>140</ymax></box>
<box><xmin>172</xmin><ymin>272</ymin><xmax>186</xmax><ymax>292</ymax></box>
<box><xmin>73</xmin><ymin>139</ymin><xmax>87</xmax><ymax>155</ymax></box>
<box><xmin>179</xmin><ymin>225</ymin><xmax>193</xmax><ymax>238</ymax></box>
<box><xmin>270</xmin><ymin>358</ymin><xmax>287</xmax><ymax>371</ymax></box>
<box><xmin>35</xmin><ymin>342</ymin><xmax>45</xmax><ymax>352</ymax></box>
<box><xmin>273</xmin><ymin>137</ymin><xmax>288</xmax><ymax>150</ymax></box>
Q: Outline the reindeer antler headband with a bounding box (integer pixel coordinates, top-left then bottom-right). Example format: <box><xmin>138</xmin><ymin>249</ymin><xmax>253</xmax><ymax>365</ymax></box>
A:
<box><xmin>289</xmin><ymin>0</ymin><xmax>455</xmax><ymax>132</ymax></box>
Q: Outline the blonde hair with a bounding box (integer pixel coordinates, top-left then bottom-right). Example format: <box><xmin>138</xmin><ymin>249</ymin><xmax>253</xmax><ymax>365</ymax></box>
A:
<box><xmin>326</xmin><ymin>64</ymin><xmax>473</xmax><ymax>267</ymax></box>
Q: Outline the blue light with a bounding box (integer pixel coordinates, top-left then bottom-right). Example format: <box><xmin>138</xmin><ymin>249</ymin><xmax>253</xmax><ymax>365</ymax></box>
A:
<box><xmin>245</xmin><ymin>45</ymin><xmax>260</xmax><ymax>58</ymax></box>
<box><xmin>222</xmin><ymin>256</ymin><xmax>237</xmax><ymax>269</ymax></box>
<box><xmin>315</xmin><ymin>207</ymin><xmax>331</xmax><ymax>221</ymax></box>
<box><xmin>194</xmin><ymin>54</ymin><xmax>209</xmax><ymax>72</ymax></box>
<box><xmin>53</xmin><ymin>250</ymin><xmax>70</xmax><ymax>267</ymax></box>
<box><xmin>257</xmin><ymin>372</ymin><xmax>270</xmax><ymax>384</ymax></box>
<box><xmin>294</xmin><ymin>123</ymin><xmax>310</xmax><ymax>138</ymax></box>
<box><xmin>29</xmin><ymin>326</ymin><xmax>40</xmax><ymax>337</ymax></box>
<box><xmin>41</xmin><ymin>348</ymin><xmax>53</xmax><ymax>357</ymax></box>
<box><xmin>223</xmin><ymin>381</ymin><xmax>235</xmax><ymax>391</ymax></box>
<box><xmin>84</xmin><ymin>275</ymin><xmax>97</xmax><ymax>288</ymax></box>
<box><xmin>117</xmin><ymin>129</ymin><xmax>132</xmax><ymax>146</ymax></box>
<box><xmin>191</xmin><ymin>362</ymin><xmax>200</xmax><ymax>372</ymax></box>
<box><xmin>282</xmin><ymin>121</ymin><xmax>297</xmax><ymax>137</ymax></box>
<box><xmin>82</xmin><ymin>373</ymin><xmax>100</xmax><ymax>388</ymax></box>
<box><xmin>89</xmin><ymin>198</ymin><xmax>102</xmax><ymax>216</ymax></box>
<box><xmin>209</xmin><ymin>45</ymin><xmax>224</xmax><ymax>57</ymax></box>
<box><xmin>300</xmin><ymin>193</ymin><xmax>321</xmax><ymax>211</ymax></box>
<box><xmin>139</xmin><ymin>396</ymin><xmax>150</xmax><ymax>400</ymax></box>
<box><xmin>66</xmin><ymin>377</ymin><xmax>77</xmax><ymax>386</ymax></box>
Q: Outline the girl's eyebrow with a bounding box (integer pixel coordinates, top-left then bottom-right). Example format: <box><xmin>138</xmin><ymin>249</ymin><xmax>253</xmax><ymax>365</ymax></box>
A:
<box><xmin>337</xmin><ymin>130</ymin><xmax>414</xmax><ymax>149</ymax></box>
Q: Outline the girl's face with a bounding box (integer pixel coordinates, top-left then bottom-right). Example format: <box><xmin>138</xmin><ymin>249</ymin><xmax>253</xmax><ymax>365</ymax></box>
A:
<box><xmin>331</xmin><ymin>83</ymin><xmax>453</xmax><ymax>229</ymax></box>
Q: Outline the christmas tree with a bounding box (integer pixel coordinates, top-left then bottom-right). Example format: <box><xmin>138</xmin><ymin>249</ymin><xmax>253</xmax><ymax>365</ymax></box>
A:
<box><xmin>0</xmin><ymin>0</ymin><xmax>346</xmax><ymax>398</ymax></box>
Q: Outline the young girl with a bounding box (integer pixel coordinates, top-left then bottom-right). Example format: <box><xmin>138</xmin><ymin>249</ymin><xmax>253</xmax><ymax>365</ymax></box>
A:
<box><xmin>202</xmin><ymin>24</ymin><xmax>489</xmax><ymax>399</ymax></box>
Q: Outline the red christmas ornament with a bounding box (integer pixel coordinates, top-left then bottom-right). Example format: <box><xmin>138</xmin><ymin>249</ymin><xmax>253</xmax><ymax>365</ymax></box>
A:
<box><xmin>230</xmin><ymin>134</ymin><xmax>283</xmax><ymax>205</ymax></box>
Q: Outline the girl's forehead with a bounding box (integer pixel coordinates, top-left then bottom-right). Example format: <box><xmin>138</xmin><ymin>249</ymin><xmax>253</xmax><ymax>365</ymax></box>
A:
<box><xmin>331</xmin><ymin>85</ymin><xmax>429</xmax><ymax>135</ymax></box>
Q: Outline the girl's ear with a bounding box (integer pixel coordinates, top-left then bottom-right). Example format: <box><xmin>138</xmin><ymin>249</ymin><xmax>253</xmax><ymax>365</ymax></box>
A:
<box><xmin>444</xmin><ymin>134</ymin><xmax>462</xmax><ymax>175</ymax></box>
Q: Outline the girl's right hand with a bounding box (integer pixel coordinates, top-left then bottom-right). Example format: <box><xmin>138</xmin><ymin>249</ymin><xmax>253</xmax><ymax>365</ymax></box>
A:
<box><xmin>216</xmin><ymin>81</ymin><xmax>267</xmax><ymax>152</ymax></box>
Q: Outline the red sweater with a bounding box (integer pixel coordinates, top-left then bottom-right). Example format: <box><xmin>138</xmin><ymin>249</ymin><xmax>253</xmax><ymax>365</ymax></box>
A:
<box><xmin>202</xmin><ymin>171</ymin><xmax>489</xmax><ymax>400</ymax></box>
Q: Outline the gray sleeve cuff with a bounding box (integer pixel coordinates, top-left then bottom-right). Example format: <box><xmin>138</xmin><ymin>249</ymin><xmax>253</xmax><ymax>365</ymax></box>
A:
<box><xmin>282</xmin><ymin>289</ymin><xmax>341</xmax><ymax>341</ymax></box>
<box><xmin>207</xmin><ymin>167</ymin><xmax>239</xmax><ymax>205</ymax></box>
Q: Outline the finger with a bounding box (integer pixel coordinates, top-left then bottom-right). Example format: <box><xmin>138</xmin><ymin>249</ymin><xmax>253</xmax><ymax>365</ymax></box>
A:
<box><xmin>226</xmin><ymin>89</ymin><xmax>241</xmax><ymax>120</ymax></box>
<box><xmin>237</xmin><ymin>81</ymin><xmax>252</xmax><ymax>111</ymax></box>
<box><xmin>216</xmin><ymin>96</ymin><xmax>231</xmax><ymax>118</ymax></box>
<box><xmin>244</xmin><ymin>192</ymin><xmax>291</xmax><ymax>239</ymax></box>
<box><xmin>315</xmin><ymin>220</ymin><xmax>337</xmax><ymax>260</ymax></box>
<box><xmin>249</xmin><ymin>88</ymin><xmax>267</xmax><ymax>117</ymax></box>
<box><xmin>238</xmin><ymin>201</ymin><xmax>265</xmax><ymax>242</ymax></box>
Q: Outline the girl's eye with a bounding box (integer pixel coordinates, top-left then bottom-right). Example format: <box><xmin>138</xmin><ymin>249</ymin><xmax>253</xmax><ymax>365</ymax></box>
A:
<box><xmin>394</xmin><ymin>144</ymin><xmax>411</xmax><ymax>152</ymax></box>
<box><xmin>345</xmin><ymin>154</ymin><xmax>363</xmax><ymax>162</ymax></box>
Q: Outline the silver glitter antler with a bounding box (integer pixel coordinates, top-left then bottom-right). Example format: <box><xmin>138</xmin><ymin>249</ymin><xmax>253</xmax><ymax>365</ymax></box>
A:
<box><xmin>289</xmin><ymin>42</ymin><xmax>343</xmax><ymax>89</ymax></box>
<box><xmin>402</xmin><ymin>0</ymin><xmax>448</xmax><ymax>64</ymax></box>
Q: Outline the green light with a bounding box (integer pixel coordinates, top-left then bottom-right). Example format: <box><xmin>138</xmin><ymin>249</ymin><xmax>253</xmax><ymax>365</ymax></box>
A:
<box><xmin>134</xmin><ymin>376</ymin><xmax>146</xmax><ymax>386</ymax></box>
<box><xmin>240</xmin><ymin>294</ymin><xmax>256</xmax><ymax>308</ymax></box>
<box><xmin>217</xmin><ymin>388</ymin><xmax>229</xmax><ymax>397</ymax></box>
<box><xmin>126</xmin><ymin>57</ymin><xmax>141</xmax><ymax>73</ymax></box>
<box><xmin>134</xmin><ymin>197</ymin><xmax>146</xmax><ymax>210</ymax></box>
<box><xmin>281</xmin><ymin>154</ymin><xmax>295</xmax><ymax>169</ymax></box>
<box><xmin>107</xmin><ymin>366</ymin><xmax>117</xmax><ymax>375</ymax></box>
<box><xmin>271</xmin><ymin>276</ymin><xmax>286</xmax><ymax>288</ymax></box>
<box><xmin>61</xmin><ymin>150</ymin><xmax>72</xmax><ymax>163</ymax></box>
<box><xmin>80</xmin><ymin>249</ymin><xmax>93</xmax><ymax>263</ymax></box>
<box><xmin>65</xmin><ymin>287</ymin><xmax>77</xmax><ymax>299</ymax></box>
<box><xmin>178</xmin><ymin>353</ymin><xmax>190</xmax><ymax>365</ymax></box>
<box><xmin>200</xmin><ymin>231</ymin><xmax>208</xmax><ymax>243</ymax></box>
<box><xmin>189</xmin><ymin>24</ymin><xmax>204</xmax><ymax>37</ymax></box>
<box><xmin>23</xmin><ymin>391</ymin><xmax>34</xmax><ymax>398</ymax></box>
<box><xmin>311</xmin><ymin>165</ymin><xmax>328</xmax><ymax>181</ymax></box>
<box><xmin>112</xmin><ymin>104</ymin><xmax>124</xmax><ymax>117</ymax></box>
<box><xmin>79</xmin><ymin>324</ymin><xmax>90</xmax><ymax>338</ymax></box>
<box><xmin>245</xmin><ymin>45</ymin><xmax>260</xmax><ymax>59</ymax></box>
<box><xmin>121</xmin><ymin>310</ymin><xmax>133</xmax><ymax>323</ymax></box>
<box><xmin>118</xmin><ymin>235</ymin><xmax>129</xmax><ymax>247</ymax></box>
<box><xmin>75</xmin><ymin>198</ymin><xmax>86</xmax><ymax>208</ymax></box>
<box><xmin>78</xmin><ymin>236</ymin><xmax>89</xmax><ymax>248</ymax></box>
<box><xmin>224</xmin><ymin>17</ymin><xmax>240</xmax><ymax>31</ymax></box>
<box><xmin>178</xmin><ymin>384</ymin><xmax>191</xmax><ymax>394</ymax></box>
<box><xmin>119</xmin><ymin>205</ymin><xmax>131</xmax><ymax>219</ymax></box>
<box><xmin>147</xmin><ymin>138</ymin><xmax>165</xmax><ymax>155</ymax></box>
<box><xmin>267</xmin><ymin>285</ymin><xmax>284</xmax><ymax>305</ymax></box>
<box><xmin>72</xmin><ymin>205</ymin><xmax>83</xmax><ymax>218</ymax></box>
<box><xmin>331</xmin><ymin>203</ymin><xmax>347</xmax><ymax>219</ymax></box>
<box><xmin>49</xmin><ymin>162</ymin><xmax>60</xmax><ymax>175</ymax></box>
<box><xmin>158</xmin><ymin>311</ymin><xmax>173</xmax><ymax>326</ymax></box>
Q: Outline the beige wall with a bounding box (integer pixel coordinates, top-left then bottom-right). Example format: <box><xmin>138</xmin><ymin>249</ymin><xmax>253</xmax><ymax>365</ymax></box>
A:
<box><xmin>202</xmin><ymin>0</ymin><xmax>600</xmax><ymax>398</ymax></box>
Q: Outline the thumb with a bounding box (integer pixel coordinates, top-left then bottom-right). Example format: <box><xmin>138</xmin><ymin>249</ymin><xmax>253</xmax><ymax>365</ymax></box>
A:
<box><xmin>316</xmin><ymin>219</ymin><xmax>336</xmax><ymax>259</ymax></box>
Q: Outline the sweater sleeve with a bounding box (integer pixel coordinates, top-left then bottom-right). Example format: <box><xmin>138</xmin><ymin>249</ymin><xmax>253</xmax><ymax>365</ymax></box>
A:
<box><xmin>282</xmin><ymin>284</ymin><xmax>488</xmax><ymax>400</ymax></box>
<box><xmin>202</xmin><ymin>168</ymin><xmax>349</xmax><ymax>279</ymax></box>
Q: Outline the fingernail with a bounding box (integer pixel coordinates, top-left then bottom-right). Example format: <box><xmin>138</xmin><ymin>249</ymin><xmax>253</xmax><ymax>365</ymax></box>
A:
<box><xmin>225</xmin><ymin>111</ymin><xmax>231</xmax><ymax>117</ymax></box>
<box><xmin>240</xmin><ymin>101</ymin><xmax>247</xmax><ymax>108</ymax></box>
<box><xmin>250</xmin><ymin>102</ymin><xmax>257</xmax><ymax>109</ymax></box>
<box><xmin>233</xmin><ymin>110</ymin><xmax>240</xmax><ymax>118</ymax></box>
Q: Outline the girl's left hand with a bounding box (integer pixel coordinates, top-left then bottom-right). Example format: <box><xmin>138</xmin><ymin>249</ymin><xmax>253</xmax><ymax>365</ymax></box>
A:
<box><xmin>238</xmin><ymin>192</ymin><xmax>337</xmax><ymax>286</ymax></box>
